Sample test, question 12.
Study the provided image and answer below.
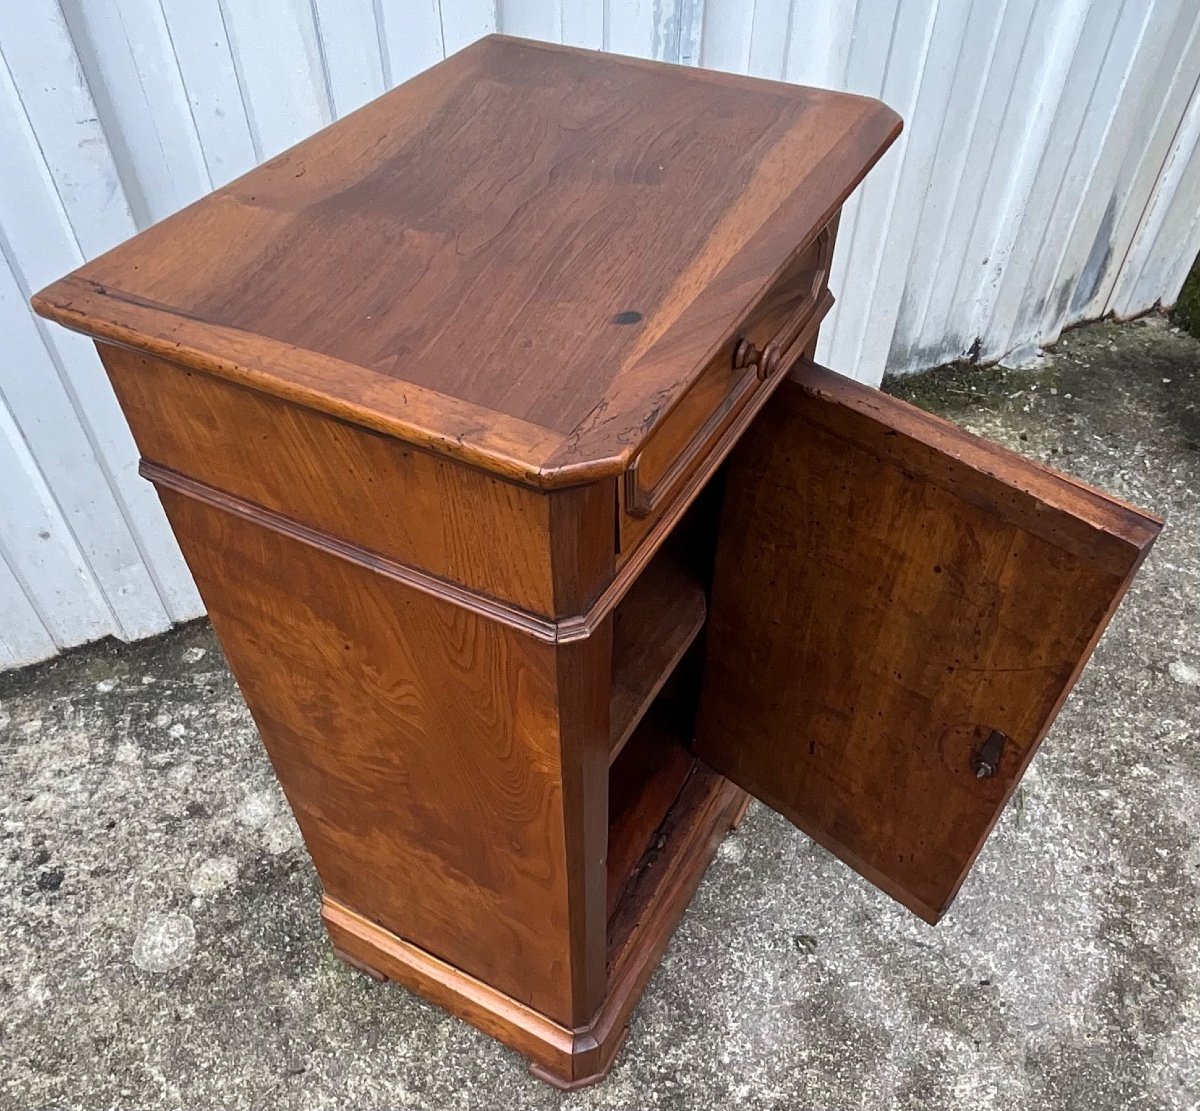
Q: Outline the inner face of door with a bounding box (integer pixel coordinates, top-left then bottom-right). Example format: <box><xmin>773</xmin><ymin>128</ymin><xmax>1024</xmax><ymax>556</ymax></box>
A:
<box><xmin>693</xmin><ymin>362</ymin><xmax>1159</xmax><ymax>923</ymax></box>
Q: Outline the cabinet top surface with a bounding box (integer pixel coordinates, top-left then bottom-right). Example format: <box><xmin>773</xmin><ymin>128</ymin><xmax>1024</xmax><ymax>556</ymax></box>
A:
<box><xmin>33</xmin><ymin>36</ymin><xmax>899</xmax><ymax>487</ymax></box>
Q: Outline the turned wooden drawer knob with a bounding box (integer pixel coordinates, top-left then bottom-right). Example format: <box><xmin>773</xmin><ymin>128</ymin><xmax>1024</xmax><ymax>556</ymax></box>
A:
<box><xmin>733</xmin><ymin>338</ymin><xmax>781</xmax><ymax>380</ymax></box>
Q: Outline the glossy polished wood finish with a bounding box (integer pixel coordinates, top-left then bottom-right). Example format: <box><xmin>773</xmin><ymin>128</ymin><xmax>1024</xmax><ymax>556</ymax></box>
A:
<box><xmin>32</xmin><ymin>36</ymin><xmax>899</xmax><ymax>488</ymax></box>
<box><xmin>696</xmin><ymin>362</ymin><xmax>1162</xmax><ymax>923</ymax></box>
<box><xmin>100</xmin><ymin>344</ymin><xmax>609</xmax><ymax>616</ymax></box>
<box><xmin>156</xmin><ymin>486</ymin><xmax>609</xmax><ymax>1024</ymax></box>
<box><xmin>30</xmin><ymin>32</ymin><xmax>1160</xmax><ymax>1094</ymax></box>
<box><xmin>23</xmin><ymin>33</ymin><xmax>835</xmax><ymax>1081</ymax></box>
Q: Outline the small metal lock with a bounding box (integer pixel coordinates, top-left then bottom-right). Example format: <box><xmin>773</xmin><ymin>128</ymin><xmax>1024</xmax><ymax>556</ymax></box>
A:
<box><xmin>972</xmin><ymin>729</ymin><xmax>1008</xmax><ymax>778</ymax></box>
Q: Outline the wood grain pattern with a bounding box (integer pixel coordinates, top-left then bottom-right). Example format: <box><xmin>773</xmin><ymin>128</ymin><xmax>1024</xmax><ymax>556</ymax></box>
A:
<box><xmin>101</xmin><ymin>343</ymin><xmax>605</xmax><ymax>615</ymax></box>
<box><xmin>24</xmin><ymin>23</ymin><xmax>1159</xmax><ymax>1084</ymax></box>
<box><xmin>696</xmin><ymin>362</ymin><xmax>1162</xmax><ymax>922</ymax></box>
<box><xmin>25</xmin><ymin>35</ymin><xmax>927</xmax><ymax>1088</ymax></box>
<box><xmin>323</xmin><ymin>757</ymin><xmax>745</xmax><ymax>1089</ymax></box>
<box><xmin>155</xmin><ymin>486</ymin><xmax>603</xmax><ymax>1025</ymax></box>
<box><xmin>609</xmin><ymin>554</ymin><xmax>706</xmax><ymax>761</ymax></box>
<box><xmin>32</xmin><ymin>36</ymin><xmax>899</xmax><ymax>487</ymax></box>
<box><xmin>139</xmin><ymin>462</ymin><xmax>586</xmax><ymax>645</ymax></box>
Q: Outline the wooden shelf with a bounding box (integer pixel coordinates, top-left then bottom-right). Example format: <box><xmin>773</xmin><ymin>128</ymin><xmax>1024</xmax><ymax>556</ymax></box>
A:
<box><xmin>607</xmin><ymin>765</ymin><xmax>745</xmax><ymax>969</ymax></box>
<box><xmin>606</xmin><ymin>703</ymin><xmax>696</xmax><ymax>922</ymax></box>
<box><xmin>609</xmin><ymin>554</ymin><xmax>706</xmax><ymax>763</ymax></box>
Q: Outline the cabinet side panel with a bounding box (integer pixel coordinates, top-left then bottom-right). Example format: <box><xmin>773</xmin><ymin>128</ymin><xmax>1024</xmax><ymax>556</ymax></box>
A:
<box><xmin>156</xmin><ymin>488</ymin><xmax>581</xmax><ymax>1022</ymax></box>
<box><xmin>100</xmin><ymin>344</ymin><xmax>560</xmax><ymax>614</ymax></box>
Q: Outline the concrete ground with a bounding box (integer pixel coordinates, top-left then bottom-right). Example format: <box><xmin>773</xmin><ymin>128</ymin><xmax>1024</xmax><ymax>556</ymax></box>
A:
<box><xmin>2</xmin><ymin>317</ymin><xmax>1198</xmax><ymax>1110</ymax></box>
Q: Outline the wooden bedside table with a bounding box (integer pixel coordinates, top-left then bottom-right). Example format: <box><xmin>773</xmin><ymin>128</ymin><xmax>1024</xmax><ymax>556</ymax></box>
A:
<box><xmin>32</xmin><ymin>36</ymin><xmax>1161</xmax><ymax>1089</ymax></box>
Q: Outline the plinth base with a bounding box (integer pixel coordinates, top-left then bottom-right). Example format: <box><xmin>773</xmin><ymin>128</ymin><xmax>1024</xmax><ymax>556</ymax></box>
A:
<box><xmin>323</xmin><ymin>769</ymin><xmax>746</xmax><ymax>1089</ymax></box>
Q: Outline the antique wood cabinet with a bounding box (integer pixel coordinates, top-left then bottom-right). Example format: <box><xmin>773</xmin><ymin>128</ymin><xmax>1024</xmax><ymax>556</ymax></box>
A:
<box><xmin>33</xmin><ymin>37</ymin><xmax>1161</xmax><ymax>1089</ymax></box>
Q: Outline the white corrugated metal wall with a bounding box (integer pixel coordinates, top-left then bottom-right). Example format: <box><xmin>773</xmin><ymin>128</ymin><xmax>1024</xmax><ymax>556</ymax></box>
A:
<box><xmin>3</xmin><ymin>0</ymin><xmax>1200</xmax><ymax>670</ymax></box>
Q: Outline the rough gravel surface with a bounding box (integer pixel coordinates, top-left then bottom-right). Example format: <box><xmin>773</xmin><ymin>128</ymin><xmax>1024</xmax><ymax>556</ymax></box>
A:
<box><xmin>1</xmin><ymin>316</ymin><xmax>1197</xmax><ymax>1110</ymax></box>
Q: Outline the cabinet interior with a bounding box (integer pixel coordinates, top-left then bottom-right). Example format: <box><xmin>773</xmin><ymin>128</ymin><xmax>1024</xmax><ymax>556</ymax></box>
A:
<box><xmin>606</xmin><ymin>472</ymin><xmax>728</xmax><ymax>931</ymax></box>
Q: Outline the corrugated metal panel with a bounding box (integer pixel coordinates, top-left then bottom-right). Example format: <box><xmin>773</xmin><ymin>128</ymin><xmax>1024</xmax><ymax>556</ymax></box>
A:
<box><xmin>2</xmin><ymin>0</ymin><xmax>1198</xmax><ymax>669</ymax></box>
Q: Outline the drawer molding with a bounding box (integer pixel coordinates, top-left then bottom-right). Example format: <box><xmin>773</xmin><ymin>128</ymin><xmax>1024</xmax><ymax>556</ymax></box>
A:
<box><xmin>623</xmin><ymin>287</ymin><xmax>834</xmax><ymax>521</ymax></box>
<box><xmin>622</xmin><ymin>368</ymin><xmax>760</xmax><ymax>519</ymax></box>
<box><xmin>140</xmin><ymin>319</ymin><xmax>807</xmax><ymax>650</ymax></box>
<box><xmin>622</xmin><ymin>223</ymin><xmax>835</xmax><ymax>523</ymax></box>
<box><xmin>732</xmin><ymin>224</ymin><xmax>835</xmax><ymax>384</ymax></box>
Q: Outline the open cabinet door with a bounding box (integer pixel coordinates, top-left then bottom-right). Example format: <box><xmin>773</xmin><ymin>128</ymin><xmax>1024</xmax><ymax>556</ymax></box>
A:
<box><xmin>695</xmin><ymin>361</ymin><xmax>1161</xmax><ymax>924</ymax></box>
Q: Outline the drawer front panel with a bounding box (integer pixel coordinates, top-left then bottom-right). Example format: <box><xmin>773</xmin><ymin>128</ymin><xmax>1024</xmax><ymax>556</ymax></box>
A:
<box><xmin>619</xmin><ymin>220</ymin><xmax>836</xmax><ymax>555</ymax></box>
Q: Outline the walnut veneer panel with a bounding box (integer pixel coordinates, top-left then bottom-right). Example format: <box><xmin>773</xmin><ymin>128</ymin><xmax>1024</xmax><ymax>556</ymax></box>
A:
<box><xmin>697</xmin><ymin>363</ymin><xmax>1161</xmax><ymax>923</ymax></box>
<box><xmin>156</xmin><ymin>488</ymin><xmax>608</xmax><ymax>1025</ymax></box>
<box><xmin>33</xmin><ymin>37</ymin><xmax>899</xmax><ymax>486</ymax></box>
<box><xmin>102</xmin><ymin>345</ymin><xmax>611</xmax><ymax>616</ymax></box>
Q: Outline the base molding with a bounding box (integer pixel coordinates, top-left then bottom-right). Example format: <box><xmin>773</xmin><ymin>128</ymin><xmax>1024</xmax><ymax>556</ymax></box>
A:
<box><xmin>321</xmin><ymin>769</ymin><xmax>747</xmax><ymax>1089</ymax></box>
<box><xmin>322</xmin><ymin>898</ymin><xmax>592</xmax><ymax>1083</ymax></box>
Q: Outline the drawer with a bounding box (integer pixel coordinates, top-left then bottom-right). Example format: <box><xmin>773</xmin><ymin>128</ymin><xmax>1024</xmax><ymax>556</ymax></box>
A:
<box><xmin>618</xmin><ymin>220</ymin><xmax>837</xmax><ymax>555</ymax></box>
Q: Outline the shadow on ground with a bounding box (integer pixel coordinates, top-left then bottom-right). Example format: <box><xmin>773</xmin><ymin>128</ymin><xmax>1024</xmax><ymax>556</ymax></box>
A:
<box><xmin>1</xmin><ymin>317</ymin><xmax>1198</xmax><ymax>1110</ymax></box>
